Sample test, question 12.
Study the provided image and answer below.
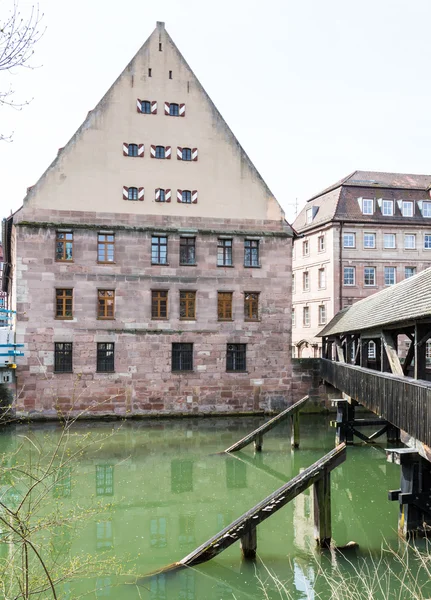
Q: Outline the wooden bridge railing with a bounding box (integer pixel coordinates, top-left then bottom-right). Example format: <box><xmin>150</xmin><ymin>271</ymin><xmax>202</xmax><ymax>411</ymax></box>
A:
<box><xmin>321</xmin><ymin>358</ymin><xmax>431</xmax><ymax>447</ymax></box>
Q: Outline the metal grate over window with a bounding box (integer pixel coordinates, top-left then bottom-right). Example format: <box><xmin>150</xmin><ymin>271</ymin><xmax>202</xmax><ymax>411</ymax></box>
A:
<box><xmin>226</xmin><ymin>344</ymin><xmax>246</xmax><ymax>372</ymax></box>
<box><xmin>97</xmin><ymin>343</ymin><xmax>115</xmax><ymax>372</ymax></box>
<box><xmin>54</xmin><ymin>342</ymin><xmax>73</xmax><ymax>373</ymax></box>
<box><xmin>172</xmin><ymin>343</ymin><xmax>193</xmax><ymax>371</ymax></box>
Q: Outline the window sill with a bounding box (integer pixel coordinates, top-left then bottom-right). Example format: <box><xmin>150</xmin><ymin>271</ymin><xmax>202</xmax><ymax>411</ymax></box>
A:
<box><xmin>97</xmin><ymin>317</ymin><xmax>115</xmax><ymax>320</ymax></box>
<box><xmin>244</xmin><ymin>265</ymin><xmax>261</xmax><ymax>269</ymax></box>
<box><xmin>217</xmin><ymin>264</ymin><xmax>235</xmax><ymax>268</ymax></box>
<box><xmin>151</xmin><ymin>317</ymin><xmax>168</xmax><ymax>321</ymax></box>
<box><xmin>96</xmin><ymin>370</ymin><xmax>115</xmax><ymax>373</ymax></box>
<box><xmin>152</xmin><ymin>262</ymin><xmax>170</xmax><ymax>266</ymax></box>
<box><xmin>172</xmin><ymin>369</ymin><xmax>194</xmax><ymax>373</ymax></box>
<box><xmin>343</xmin><ymin>246</ymin><xmax>356</xmax><ymax>250</ymax></box>
<box><xmin>218</xmin><ymin>319</ymin><xmax>233</xmax><ymax>322</ymax></box>
<box><xmin>244</xmin><ymin>318</ymin><xmax>260</xmax><ymax>322</ymax></box>
<box><xmin>364</xmin><ymin>285</ymin><xmax>377</xmax><ymax>288</ymax></box>
<box><xmin>179</xmin><ymin>263</ymin><xmax>197</xmax><ymax>267</ymax></box>
<box><xmin>55</xmin><ymin>259</ymin><xmax>74</xmax><ymax>263</ymax></box>
<box><xmin>55</xmin><ymin>317</ymin><xmax>74</xmax><ymax>320</ymax></box>
<box><xmin>180</xmin><ymin>318</ymin><xmax>196</xmax><ymax>321</ymax></box>
<box><xmin>97</xmin><ymin>261</ymin><xmax>116</xmax><ymax>265</ymax></box>
<box><xmin>226</xmin><ymin>370</ymin><xmax>248</xmax><ymax>374</ymax></box>
<box><xmin>54</xmin><ymin>371</ymin><xmax>73</xmax><ymax>374</ymax></box>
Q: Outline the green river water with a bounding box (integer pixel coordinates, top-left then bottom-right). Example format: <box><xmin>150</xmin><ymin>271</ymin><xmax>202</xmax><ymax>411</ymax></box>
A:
<box><xmin>1</xmin><ymin>415</ymin><xmax>430</xmax><ymax>600</ymax></box>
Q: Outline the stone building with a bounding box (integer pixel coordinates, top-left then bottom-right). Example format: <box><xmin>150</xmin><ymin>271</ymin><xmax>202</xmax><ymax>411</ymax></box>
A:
<box><xmin>292</xmin><ymin>170</ymin><xmax>431</xmax><ymax>357</ymax></box>
<box><xmin>2</xmin><ymin>22</ymin><xmax>293</xmax><ymax>416</ymax></box>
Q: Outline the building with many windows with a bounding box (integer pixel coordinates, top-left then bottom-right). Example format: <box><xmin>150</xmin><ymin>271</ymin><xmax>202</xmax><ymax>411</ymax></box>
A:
<box><xmin>292</xmin><ymin>171</ymin><xmax>431</xmax><ymax>357</ymax></box>
<box><xmin>2</xmin><ymin>22</ymin><xmax>293</xmax><ymax>415</ymax></box>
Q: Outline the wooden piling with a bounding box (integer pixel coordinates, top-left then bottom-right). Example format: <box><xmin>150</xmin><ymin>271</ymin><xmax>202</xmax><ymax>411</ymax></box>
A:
<box><xmin>291</xmin><ymin>412</ymin><xmax>300</xmax><ymax>448</ymax></box>
<box><xmin>313</xmin><ymin>470</ymin><xmax>331</xmax><ymax>547</ymax></box>
<box><xmin>254</xmin><ymin>433</ymin><xmax>263</xmax><ymax>452</ymax></box>
<box><xmin>240</xmin><ymin>527</ymin><xmax>257</xmax><ymax>560</ymax></box>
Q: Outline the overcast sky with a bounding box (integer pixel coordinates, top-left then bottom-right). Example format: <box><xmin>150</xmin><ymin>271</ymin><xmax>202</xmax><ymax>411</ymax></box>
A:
<box><xmin>1</xmin><ymin>0</ymin><xmax>431</xmax><ymax>225</ymax></box>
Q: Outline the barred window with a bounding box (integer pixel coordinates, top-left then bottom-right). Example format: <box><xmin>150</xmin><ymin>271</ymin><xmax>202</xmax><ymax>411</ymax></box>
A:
<box><xmin>128</xmin><ymin>144</ymin><xmax>138</xmax><ymax>157</ymax></box>
<box><xmin>172</xmin><ymin>343</ymin><xmax>193</xmax><ymax>371</ymax></box>
<box><xmin>96</xmin><ymin>465</ymin><xmax>114</xmax><ymax>496</ymax></box>
<box><xmin>152</xmin><ymin>290</ymin><xmax>168</xmax><ymax>319</ymax></box>
<box><xmin>98</xmin><ymin>290</ymin><xmax>115</xmax><ymax>319</ymax></box>
<box><xmin>56</xmin><ymin>289</ymin><xmax>73</xmax><ymax>319</ymax></box>
<box><xmin>180</xmin><ymin>237</ymin><xmax>196</xmax><ymax>265</ymax></box>
<box><xmin>152</xmin><ymin>236</ymin><xmax>168</xmax><ymax>264</ymax></box>
<box><xmin>97</xmin><ymin>343</ymin><xmax>115</xmax><ymax>372</ymax></box>
<box><xmin>155</xmin><ymin>145</ymin><xmax>165</xmax><ymax>159</ymax></box>
<box><xmin>226</xmin><ymin>344</ymin><xmax>246</xmax><ymax>372</ymax></box>
<box><xmin>217</xmin><ymin>239</ymin><xmax>232</xmax><ymax>266</ymax></box>
<box><xmin>180</xmin><ymin>291</ymin><xmax>196</xmax><ymax>320</ymax></box>
<box><xmin>169</xmin><ymin>103</ymin><xmax>179</xmax><ymax>116</ymax></box>
<box><xmin>56</xmin><ymin>231</ymin><xmax>73</xmax><ymax>261</ymax></box>
<box><xmin>244</xmin><ymin>292</ymin><xmax>259</xmax><ymax>321</ymax></box>
<box><xmin>244</xmin><ymin>240</ymin><xmax>259</xmax><ymax>267</ymax></box>
<box><xmin>98</xmin><ymin>233</ymin><xmax>115</xmax><ymax>263</ymax></box>
<box><xmin>218</xmin><ymin>292</ymin><xmax>233</xmax><ymax>321</ymax></box>
<box><xmin>182</xmin><ymin>147</ymin><xmax>192</xmax><ymax>161</ymax></box>
<box><xmin>128</xmin><ymin>187</ymin><xmax>138</xmax><ymax>201</ymax></box>
<box><xmin>54</xmin><ymin>342</ymin><xmax>73</xmax><ymax>373</ymax></box>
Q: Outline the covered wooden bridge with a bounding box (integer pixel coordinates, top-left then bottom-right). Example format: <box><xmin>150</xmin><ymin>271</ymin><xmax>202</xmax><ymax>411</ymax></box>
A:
<box><xmin>318</xmin><ymin>267</ymin><xmax>431</xmax><ymax>534</ymax></box>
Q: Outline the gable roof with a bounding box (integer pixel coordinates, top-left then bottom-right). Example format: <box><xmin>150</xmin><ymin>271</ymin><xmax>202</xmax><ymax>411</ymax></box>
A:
<box><xmin>318</xmin><ymin>267</ymin><xmax>431</xmax><ymax>337</ymax></box>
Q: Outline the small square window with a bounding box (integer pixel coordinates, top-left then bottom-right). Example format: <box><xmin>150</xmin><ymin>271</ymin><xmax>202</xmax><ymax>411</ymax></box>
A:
<box><xmin>128</xmin><ymin>187</ymin><xmax>138</xmax><ymax>201</ymax></box>
<box><xmin>244</xmin><ymin>240</ymin><xmax>259</xmax><ymax>267</ymax></box>
<box><xmin>226</xmin><ymin>344</ymin><xmax>246</xmax><ymax>372</ymax></box>
<box><xmin>181</xmin><ymin>190</ymin><xmax>192</xmax><ymax>204</ymax></box>
<box><xmin>422</xmin><ymin>202</ymin><xmax>431</xmax><ymax>217</ymax></box>
<box><xmin>218</xmin><ymin>292</ymin><xmax>233</xmax><ymax>321</ymax></box>
<box><xmin>384</xmin><ymin>266</ymin><xmax>396</xmax><ymax>286</ymax></box>
<box><xmin>343</xmin><ymin>233</ymin><xmax>355</xmax><ymax>248</ymax></box>
<box><xmin>244</xmin><ymin>292</ymin><xmax>259</xmax><ymax>321</ymax></box>
<box><xmin>362</xmin><ymin>199</ymin><xmax>374</xmax><ymax>215</ymax></box>
<box><xmin>363</xmin><ymin>233</ymin><xmax>376</xmax><ymax>248</ymax></box>
<box><xmin>364</xmin><ymin>267</ymin><xmax>376</xmax><ymax>286</ymax></box>
<box><xmin>402</xmin><ymin>201</ymin><xmax>413</xmax><ymax>217</ymax></box>
<box><xmin>404</xmin><ymin>234</ymin><xmax>416</xmax><ymax>249</ymax></box>
<box><xmin>155</xmin><ymin>145</ymin><xmax>165</xmax><ymax>159</ymax></box>
<box><xmin>139</xmin><ymin>100</ymin><xmax>151</xmax><ymax>114</ymax></box>
<box><xmin>98</xmin><ymin>233</ymin><xmax>115</xmax><ymax>263</ymax></box>
<box><xmin>152</xmin><ymin>236</ymin><xmax>168</xmax><ymax>265</ymax></box>
<box><xmin>152</xmin><ymin>290</ymin><xmax>168</xmax><ymax>319</ymax></box>
<box><xmin>56</xmin><ymin>231</ymin><xmax>73</xmax><ymax>261</ymax></box>
<box><xmin>382</xmin><ymin>200</ymin><xmax>394</xmax><ymax>216</ymax></box>
<box><xmin>383</xmin><ymin>233</ymin><xmax>396</xmax><ymax>249</ymax></box>
<box><xmin>405</xmin><ymin>266</ymin><xmax>416</xmax><ymax>279</ymax></box>
<box><xmin>54</xmin><ymin>342</ymin><xmax>73</xmax><ymax>373</ymax></box>
<box><xmin>306</xmin><ymin>208</ymin><xmax>313</xmax><ymax>224</ymax></box>
<box><xmin>172</xmin><ymin>343</ymin><xmax>193</xmax><ymax>371</ymax></box>
<box><xmin>97</xmin><ymin>343</ymin><xmax>115</xmax><ymax>372</ymax></box>
<box><xmin>128</xmin><ymin>144</ymin><xmax>138</xmax><ymax>157</ymax></box>
<box><xmin>217</xmin><ymin>239</ymin><xmax>233</xmax><ymax>266</ymax></box>
<box><xmin>56</xmin><ymin>289</ymin><xmax>73</xmax><ymax>319</ymax></box>
<box><xmin>182</xmin><ymin>148</ymin><xmax>192</xmax><ymax>161</ymax></box>
<box><xmin>180</xmin><ymin>237</ymin><xmax>196</xmax><ymax>265</ymax></box>
<box><xmin>169</xmin><ymin>103</ymin><xmax>179</xmax><ymax>116</ymax></box>
<box><xmin>343</xmin><ymin>267</ymin><xmax>355</xmax><ymax>286</ymax></box>
<box><xmin>303</xmin><ymin>306</ymin><xmax>310</xmax><ymax>327</ymax></box>
<box><xmin>98</xmin><ymin>290</ymin><xmax>115</xmax><ymax>319</ymax></box>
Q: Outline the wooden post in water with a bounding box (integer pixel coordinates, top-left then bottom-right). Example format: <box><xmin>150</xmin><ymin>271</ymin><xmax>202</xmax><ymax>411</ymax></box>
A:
<box><xmin>313</xmin><ymin>470</ymin><xmax>331</xmax><ymax>548</ymax></box>
<box><xmin>291</xmin><ymin>412</ymin><xmax>300</xmax><ymax>448</ymax></box>
<box><xmin>240</xmin><ymin>527</ymin><xmax>257</xmax><ymax>560</ymax></box>
<box><xmin>254</xmin><ymin>433</ymin><xmax>263</xmax><ymax>452</ymax></box>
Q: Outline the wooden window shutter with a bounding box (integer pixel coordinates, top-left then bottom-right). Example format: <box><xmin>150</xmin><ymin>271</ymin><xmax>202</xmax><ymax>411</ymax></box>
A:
<box><xmin>155</xmin><ymin>188</ymin><xmax>161</xmax><ymax>202</ymax></box>
<box><xmin>138</xmin><ymin>187</ymin><xmax>145</xmax><ymax>201</ymax></box>
<box><xmin>179</xmin><ymin>103</ymin><xmax>186</xmax><ymax>117</ymax></box>
<box><xmin>165</xmin><ymin>146</ymin><xmax>171</xmax><ymax>160</ymax></box>
<box><xmin>150</xmin><ymin>145</ymin><xmax>156</xmax><ymax>158</ymax></box>
<box><xmin>123</xmin><ymin>143</ymin><xmax>129</xmax><ymax>156</ymax></box>
<box><xmin>138</xmin><ymin>144</ymin><xmax>145</xmax><ymax>157</ymax></box>
<box><xmin>151</xmin><ymin>101</ymin><xmax>157</xmax><ymax>114</ymax></box>
<box><xmin>192</xmin><ymin>148</ymin><xmax>198</xmax><ymax>161</ymax></box>
<box><xmin>122</xmin><ymin>186</ymin><xmax>129</xmax><ymax>200</ymax></box>
<box><xmin>177</xmin><ymin>189</ymin><xmax>182</xmax><ymax>203</ymax></box>
<box><xmin>166</xmin><ymin>189</ymin><xmax>171</xmax><ymax>203</ymax></box>
<box><xmin>136</xmin><ymin>99</ymin><xmax>142</xmax><ymax>113</ymax></box>
<box><xmin>192</xmin><ymin>190</ymin><xmax>198</xmax><ymax>204</ymax></box>
<box><xmin>177</xmin><ymin>147</ymin><xmax>183</xmax><ymax>160</ymax></box>
<box><xmin>164</xmin><ymin>102</ymin><xmax>170</xmax><ymax>115</ymax></box>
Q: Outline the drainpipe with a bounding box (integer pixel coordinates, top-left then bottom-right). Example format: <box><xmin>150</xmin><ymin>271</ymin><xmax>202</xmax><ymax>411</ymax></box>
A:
<box><xmin>339</xmin><ymin>221</ymin><xmax>344</xmax><ymax>314</ymax></box>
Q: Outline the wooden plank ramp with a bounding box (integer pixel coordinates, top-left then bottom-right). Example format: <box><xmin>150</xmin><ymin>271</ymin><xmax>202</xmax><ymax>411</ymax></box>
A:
<box><xmin>224</xmin><ymin>395</ymin><xmax>309</xmax><ymax>453</ymax></box>
<box><xmin>139</xmin><ymin>443</ymin><xmax>346</xmax><ymax>579</ymax></box>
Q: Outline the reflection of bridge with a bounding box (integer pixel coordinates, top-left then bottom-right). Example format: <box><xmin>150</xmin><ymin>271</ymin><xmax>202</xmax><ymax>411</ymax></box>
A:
<box><xmin>318</xmin><ymin>268</ymin><xmax>431</xmax><ymax>535</ymax></box>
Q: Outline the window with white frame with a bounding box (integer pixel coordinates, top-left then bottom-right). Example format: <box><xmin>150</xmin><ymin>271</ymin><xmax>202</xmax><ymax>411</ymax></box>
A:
<box><xmin>384</xmin><ymin>266</ymin><xmax>396</xmax><ymax>285</ymax></box>
<box><xmin>404</xmin><ymin>234</ymin><xmax>416</xmax><ymax>249</ymax></box>
<box><xmin>318</xmin><ymin>236</ymin><xmax>325</xmax><ymax>252</ymax></box>
<box><xmin>364</xmin><ymin>267</ymin><xmax>376</xmax><ymax>286</ymax></box>
<box><xmin>306</xmin><ymin>208</ymin><xmax>313</xmax><ymax>224</ymax></box>
<box><xmin>402</xmin><ymin>201</ymin><xmax>414</xmax><ymax>217</ymax></box>
<box><xmin>303</xmin><ymin>306</ymin><xmax>310</xmax><ymax>327</ymax></box>
<box><xmin>363</xmin><ymin>233</ymin><xmax>376</xmax><ymax>248</ymax></box>
<box><xmin>405</xmin><ymin>266</ymin><xmax>416</xmax><ymax>279</ymax></box>
<box><xmin>426</xmin><ymin>340</ymin><xmax>431</xmax><ymax>362</ymax></box>
<box><xmin>343</xmin><ymin>233</ymin><xmax>355</xmax><ymax>248</ymax></box>
<box><xmin>302</xmin><ymin>240</ymin><xmax>309</xmax><ymax>256</ymax></box>
<box><xmin>303</xmin><ymin>271</ymin><xmax>309</xmax><ymax>292</ymax></box>
<box><xmin>422</xmin><ymin>202</ymin><xmax>431</xmax><ymax>217</ymax></box>
<box><xmin>383</xmin><ymin>233</ymin><xmax>396</xmax><ymax>249</ymax></box>
<box><xmin>368</xmin><ymin>340</ymin><xmax>376</xmax><ymax>359</ymax></box>
<box><xmin>362</xmin><ymin>199</ymin><xmax>373</xmax><ymax>215</ymax></box>
<box><xmin>425</xmin><ymin>234</ymin><xmax>431</xmax><ymax>249</ymax></box>
<box><xmin>343</xmin><ymin>267</ymin><xmax>355</xmax><ymax>286</ymax></box>
<box><xmin>292</xmin><ymin>308</ymin><xmax>295</xmax><ymax>327</ymax></box>
<box><xmin>318</xmin><ymin>268</ymin><xmax>326</xmax><ymax>289</ymax></box>
<box><xmin>382</xmin><ymin>200</ymin><xmax>394</xmax><ymax>216</ymax></box>
<box><xmin>318</xmin><ymin>305</ymin><xmax>326</xmax><ymax>325</ymax></box>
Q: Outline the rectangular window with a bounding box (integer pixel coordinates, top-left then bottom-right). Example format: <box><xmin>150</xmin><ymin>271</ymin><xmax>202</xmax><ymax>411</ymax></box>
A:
<box><xmin>292</xmin><ymin>273</ymin><xmax>296</xmax><ymax>293</ymax></box>
<box><xmin>402</xmin><ymin>201</ymin><xmax>414</xmax><ymax>217</ymax></box>
<box><xmin>244</xmin><ymin>292</ymin><xmax>259</xmax><ymax>321</ymax></box>
<box><xmin>152</xmin><ymin>236</ymin><xmax>168</xmax><ymax>265</ymax></box>
<box><xmin>404</xmin><ymin>234</ymin><xmax>416</xmax><ymax>249</ymax></box>
<box><xmin>368</xmin><ymin>341</ymin><xmax>376</xmax><ymax>360</ymax></box>
<box><xmin>303</xmin><ymin>306</ymin><xmax>310</xmax><ymax>327</ymax></box>
<box><xmin>318</xmin><ymin>236</ymin><xmax>325</xmax><ymax>252</ymax></box>
<box><xmin>405</xmin><ymin>266</ymin><xmax>416</xmax><ymax>279</ymax></box>
<box><xmin>343</xmin><ymin>267</ymin><xmax>355</xmax><ymax>286</ymax></box>
<box><xmin>172</xmin><ymin>343</ymin><xmax>193</xmax><ymax>371</ymax></box>
<box><xmin>218</xmin><ymin>292</ymin><xmax>233</xmax><ymax>321</ymax></box>
<box><xmin>217</xmin><ymin>239</ymin><xmax>233</xmax><ymax>266</ymax></box>
<box><xmin>384</xmin><ymin>266</ymin><xmax>396</xmax><ymax>286</ymax></box>
<box><xmin>318</xmin><ymin>268</ymin><xmax>326</xmax><ymax>289</ymax></box>
<box><xmin>382</xmin><ymin>200</ymin><xmax>394</xmax><ymax>216</ymax></box>
<box><xmin>55</xmin><ymin>231</ymin><xmax>73</xmax><ymax>261</ymax></box>
<box><xmin>362</xmin><ymin>198</ymin><xmax>373</xmax><ymax>214</ymax></box>
<box><xmin>318</xmin><ymin>305</ymin><xmax>326</xmax><ymax>325</ymax></box>
<box><xmin>55</xmin><ymin>289</ymin><xmax>73</xmax><ymax>319</ymax></box>
<box><xmin>54</xmin><ymin>342</ymin><xmax>73</xmax><ymax>373</ymax></box>
<box><xmin>98</xmin><ymin>290</ymin><xmax>115</xmax><ymax>319</ymax></box>
<box><xmin>152</xmin><ymin>290</ymin><xmax>168</xmax><ymax>319</ymax></box>
<box><xmin>303</xmin><ymin>271</ymin><xmax>309</xmax><ymax>292</ymax></box>
<box><xmin>422</xmin><ymin>202</ymin><xmax>431</xmax><ymax>217</ymax></box>
<box><xmin>383</xmin><ymin>233</ymin><xmax>396</xmax><ymax>248</ymax></box>
<box><xmin>343</xmin><ymin>233</ymin><xmax>355</xmax><ymax>248</ymax></box>
<box><xmin>98</xmin><ymin>233</ymin><xmax>115</xmax><ymax>263</ymax></box>
<box><xmin>363</xmin><ymin>233</ymin><xmax>376</xmax><ymax>248</ymax></box>
<box><xmin>179</xmin><ymin>291</ymin><xmax>196</xmax><ymax>320</ymax></box>
<box><xmin>97</xmin><ymin>342</ymin><xmax>115</xmax><ymax>372</ymax></box>
<box><xmin>306</xmin><ymin>208</ymin><xmax>313</xmax><ymax>224</ymax></box>
<box><xmin>292</xmin><ymin>308</ymin><xmax>295</xmax><ymax>327</ymax></box>
<box><xmin>302</xmin><ymin>240</ymin><xmax>309</xmax><ymax>256</ymax></box>
<box><xmin>180</xmin><ymin>237</ymin><xmax>196</xmax><ymax>265</ymax></box>
<box><xmin>425</xmin><ymin>234</ymin><xmax>431</xmax><ymax>249</ymax></box>
<box><xmin>244</xmin><ymin>240</ymin><xmax>259</xmax><ymax>267</ymax></box>
<box><xmin>226</xmin><ymin>344</ymin><xmax>246</xmax><ymax>372</ymax></box>
<box><xmin>364</xmin><ymin>267</ymin><xmax>376</xmax><ymax>286</ymax></box>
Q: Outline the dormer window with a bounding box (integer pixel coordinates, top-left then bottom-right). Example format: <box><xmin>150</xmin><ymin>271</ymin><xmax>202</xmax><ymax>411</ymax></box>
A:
<box><xmin>382</xmin><ymin>200</ymin><xmax>393</xmax><ymax>216</ymax></box>
<box><xmin>402</xmin><ymin>201</ymin><xmax>413</xmax><ymax>217</ymax></box>
<box><xmin>422</xmin><ymin>201</ymin><xmax>431</xmax><ymax>217</ymax></box>
<box><xmin>362</xmin><ymin>198</ymin><xmax>374</xmax><ymax>215</ymax></box>
<box><xmin>306</xmin><ymin>208</ymin><xmax>313</xmax><ymax>224</ymax></box>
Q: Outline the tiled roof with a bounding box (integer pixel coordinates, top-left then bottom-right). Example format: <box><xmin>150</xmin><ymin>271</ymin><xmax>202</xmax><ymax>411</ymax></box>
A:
<box><xmin>293</xmin><ymin>187</ymin><xmax>342</xmax><ymax>231</ymax></box>
<box><xmin>318</xmin><ymin>267</ymin><xmax>431</xmax><ymax>337</ymax></box>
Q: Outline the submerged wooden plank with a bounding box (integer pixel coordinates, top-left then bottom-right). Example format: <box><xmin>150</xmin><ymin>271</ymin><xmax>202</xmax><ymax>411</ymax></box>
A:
<box><xmin>225</xmin><ymin>395</ymin><xmax>309</xmax><ymax>453</ymax></box>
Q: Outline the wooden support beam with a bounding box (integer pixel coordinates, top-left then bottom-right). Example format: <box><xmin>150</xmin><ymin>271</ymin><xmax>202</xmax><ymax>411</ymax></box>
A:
<box><xmin>254</xmin><ymin>433</ymin><xmax>263</xmax><ymax>452</ymax></box>
<box><xmin>335</xmin><ymin>338</ymin><xmax>345</xmax><ymax>363</ymax></box>
<box><xmin>314</xmin><ymin>470</ymin><xmax>331</xmax><ymax>547</ymax></box>
<box><xmin>382</xmin><ymin>332</ymin><xmax>404</xmax><ymax>376</ymax></box>
<box><xmin>291</xmin><ymin>412</ymin><xmax>300</xmax><ymax>449</ymax></box>
<box><xmin>240</xmin><ymin>527</ymin><xmax>257</xmax><ymax>560</ymax></box>
<box><xmin>403</xmin><ymin>342</ymin><xmax>415</xmax><ymax>376</ymax></box>
<box><xmin>387</xmin><ymin>424</ymin><xmax>400</xmax><ymax>445</ymax></box>
<box><xmin>415</xmin><ymin>324</ymin><xmax>428</xmax><ymax>380</ymax></box>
